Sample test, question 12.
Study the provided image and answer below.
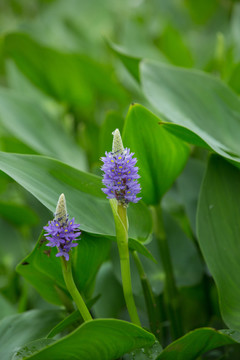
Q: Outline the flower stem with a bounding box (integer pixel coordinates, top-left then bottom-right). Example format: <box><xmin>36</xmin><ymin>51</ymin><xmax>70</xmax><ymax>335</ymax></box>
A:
<box><xmin>111</xmin><ymin>200</ymin><xmax>141</xmax><ymax>326</ymax></box>
<box><xmin>132</xmin><ymin>250</ymin><xmax>161</xmax><ymax>339</ymax></box>
<box><xmin>153</xmin><ymin>205</ymin><xmax>183</xmax><ymax>340</ymax></box>
<box><xmin>61</xmin><ymin>257</ymin><xmax>92</xmax><ymax>322</ymax></box>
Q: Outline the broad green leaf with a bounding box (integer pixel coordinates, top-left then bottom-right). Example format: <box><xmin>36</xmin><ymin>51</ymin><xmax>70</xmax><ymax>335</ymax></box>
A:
<box><xmin>0</xmin><ymin>88</ymin><xmax>86</xmax><ymax>170</ymax></box>
<box><xmin>0</xmin><ymin>152</ymin><xmax>152</xmax><ymax>241</ymax></box>
<box><xmin>3</xmin><ymin>33</ymin><xmax>126</xmax><ymax>107</ymax></box>
<box><xmin>15</xmin><ymin>319</ymin><xmax>155</xmax><ymax>360</ymax></box>
<box><xmin>157</xmin><ymin>328</ymin><xmax>240</xmax><ymax>360</ymax></box>
<box><xmin>197</xmin><ymin>155</ymin><xmax>240</xmax><ymax>330</ymax></box>
<box><xmin>0</xmin><ymin>310</ymin><xmax>64</xmax><ymax>360</ymax></box>
<box><xmin>123</xmin><ymin>104</ymin><xmax>190</xmax><ymax>205</ymax></box>
<box><xmin>140</xmin><ymin>60</ymin><xmax>240</xmax><ymax>165</ymax></box>
<box><xmin>17</xmin><ymin>232</ymin><xmax>111</xmax><ymax>305</ymax></box>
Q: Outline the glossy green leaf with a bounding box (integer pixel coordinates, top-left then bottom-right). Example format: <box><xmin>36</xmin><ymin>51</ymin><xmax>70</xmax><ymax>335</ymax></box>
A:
<box><xmin>123</xmin><ymin>104</ymin><xmax>190</xmax><ymax>205</ymax></box>
<box><xmin>15</xmin><ymin>319</ymin><xmax>155</xmax><ymax>360</ymax></box>
<box><xmin>17</xmin><ymin>232</ymin><xmax>111</xmax><ymax>305</ymax></box>
<box><xmin>0</xmin><ymin>310</ymin><xmax>64</xmax><ymax>360</ymax></box>
<box><xmin>0</xmin><ymin>88</ymin><xmax>86</xmax><ymax>170</ymax></box>
<box><xmin>4</xmin><ymin>33</ymin><xmax>126</xmax><ymax>107</ymax></box>
<box><xmin>197</xmin><ymin>155</ymin><xmax>240</xmax><ymax>330</ymax></box>
<box><xmin>157</xmin><ymin>328</ymin><xmax>240</xmax><ymax>360</ymax></box>
<box><xmin>140</xmin><ymin>60</ymin><xmax>240</xmax><ymax>165</ymax></box>
<box><xmin>0</xmin><ymin>152</ymin><xmax>152</xmax><ymax>241</ymax></box>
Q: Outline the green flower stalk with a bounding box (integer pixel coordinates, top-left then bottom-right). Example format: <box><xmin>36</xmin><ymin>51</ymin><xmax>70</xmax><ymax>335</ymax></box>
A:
<box><xmin>101</xmin><ymin>129</ymin><xmax>141</xmax><ymax>326</ymax></box>
<box><xmin>43</xmin><ymin>194</ymin><xmax>92</xmax><ymax>322</ymax></box>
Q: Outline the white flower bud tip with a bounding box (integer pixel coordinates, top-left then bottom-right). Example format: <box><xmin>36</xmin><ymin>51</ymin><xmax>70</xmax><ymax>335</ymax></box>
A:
<box><xmin>112</xmin><ymin>128</ymin><xmax>124</xmax><ymax>155</ymax></box>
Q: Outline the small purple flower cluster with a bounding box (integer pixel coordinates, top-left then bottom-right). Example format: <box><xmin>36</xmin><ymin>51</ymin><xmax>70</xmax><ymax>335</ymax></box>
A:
<box><xmin>101</xmin><ymin>148</ymin><xmax>141</xmax><ymax>205</ymax></box>
<box><xmin>43</xmin><ymin>217</ymin><xmax>81</xmax><ymax>261</ymax></box>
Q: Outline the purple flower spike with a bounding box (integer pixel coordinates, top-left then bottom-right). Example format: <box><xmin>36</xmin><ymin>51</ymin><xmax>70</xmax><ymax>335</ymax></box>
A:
<box><xmin>43</xmin><ymin>194</ymin><xmax>81</xmax><ymax>261</ymax></box>
<box><xmin>101</xmin><ymin>129</ymin><xmax>141</xmax><ymax>206</ymax></box>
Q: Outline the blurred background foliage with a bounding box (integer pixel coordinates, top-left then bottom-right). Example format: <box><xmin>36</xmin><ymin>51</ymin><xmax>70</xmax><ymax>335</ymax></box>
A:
<box><xmin>0</xmin><ymin>0</ymin><xmax>240</xmax><ymax>358</ymax></box>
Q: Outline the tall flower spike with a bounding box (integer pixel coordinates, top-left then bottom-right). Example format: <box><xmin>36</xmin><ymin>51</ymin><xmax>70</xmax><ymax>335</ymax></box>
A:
<box><xmin>43</xmin><ymin>194</ymin><xmax>81</xmax><ymax>261</ymax></box>
<box><xmin>101</xmin><ymin>129</ymin><xmax>141</xmax><ymax>206</ymax></box>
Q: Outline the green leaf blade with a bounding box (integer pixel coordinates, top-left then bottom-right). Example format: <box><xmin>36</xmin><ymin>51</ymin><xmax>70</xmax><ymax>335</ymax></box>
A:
<box><xmin>123</xmin><ymin>104</ymin><xmax>190</xmax><ymax>205</ymax></box>
<box><xmin>18</xmin><ymin>319</ymin><xmax>155</xmax><ymax>360</ymax></box>
<box><xmin>157</xmin><ymin>328</ymin><xmax>239</xmax><ymax>360</ymax></box>
<box><xmin>197</xmin><ymin>155</ymin><xmax>240</xmax><ymax>330</ymax></box>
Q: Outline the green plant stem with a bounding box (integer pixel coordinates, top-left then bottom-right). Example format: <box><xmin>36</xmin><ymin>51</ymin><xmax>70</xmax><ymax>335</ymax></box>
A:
<box><xmin>153</xmin><ymin>204</ymin><xmax>183</xmax><ymax>340</ymax></box>
<box><xmin>116</xmin><ymin>204</ymin><xmax>141</xmax><ymax>326</ymax></box>
<box><xmin>61</xmin><ymin>257</ymin><xmax>92</xmax><ymax>322</ymax></box>
<box><xmin>132</xmin><ymin>250</ymin><xmax>161</xmax><ymax>339</ymax></box>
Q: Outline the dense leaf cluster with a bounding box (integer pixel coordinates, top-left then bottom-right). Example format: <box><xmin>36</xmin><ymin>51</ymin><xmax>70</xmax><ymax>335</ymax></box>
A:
<box><xmin>0</xmin><ymin>0</ymin><xmax>240</xmax><ymax>359</ymax></box>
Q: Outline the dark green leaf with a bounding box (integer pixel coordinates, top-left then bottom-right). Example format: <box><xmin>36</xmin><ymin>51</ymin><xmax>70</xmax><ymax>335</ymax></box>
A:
<box><xmin>17</xmin><ymin>319</ymin><xmax>155</xmax><ymax>360</ymax></box>
<box><xmin>157</xmin><ymin>328</ymin><xmax>240</xmax><ymax>360</ymax></box>
<box><xmin>123</xmin><ymin>104</ymin><xmax>190</xmax><ymax>205</ymax></box>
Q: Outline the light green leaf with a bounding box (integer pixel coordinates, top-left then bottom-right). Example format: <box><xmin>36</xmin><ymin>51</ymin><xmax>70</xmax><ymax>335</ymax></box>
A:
<box><xmin>0</xmin><ymin>88</ymin><xmax>86</xmax><ymax>170</ymax></box>
<box><xmin>123</xmin><ymin>104</ymin><xmax>190</xmax><ymax>205</ymax></box>
<box><xmin>157</xmin><ymin>328</ymin><xmax>240</xmax><ymax>360</ymax></box>
<box><xmin>197</xmin><ymin>155</ymin><xmax>240</xmax><ymax>330</ymax></box>
<box><xmin>15</xmin><ymin>319</ymin><xmax>155</xmax><ymax>360</ymax></box>
<box><xmin>140</xmin><ymin>60</ymin><xmax>240</xmax><ymax>165</ymax></box>
<box><xmin>0</xmin><ymin>310</ymin><xmax>64</xmax><ymax>360</ymax></box>
<box><xmin>3</xmin><ymin>33</ymin><xmax>126</xmax><ymax>107</ymax></box>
